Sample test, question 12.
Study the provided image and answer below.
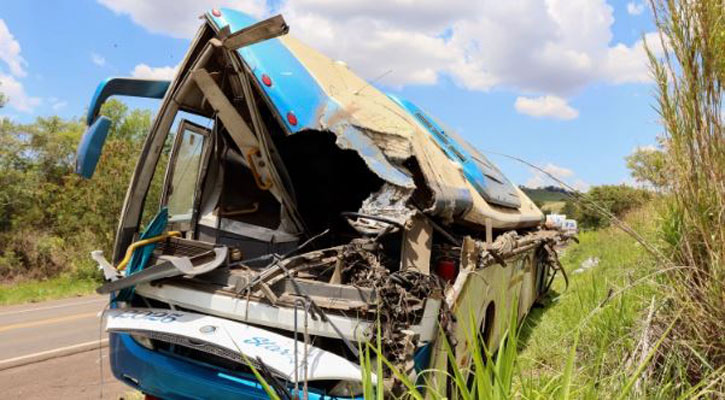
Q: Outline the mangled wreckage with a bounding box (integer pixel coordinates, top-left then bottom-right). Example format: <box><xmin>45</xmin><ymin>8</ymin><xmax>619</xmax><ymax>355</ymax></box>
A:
<box><xmin>77</xmin><ymin>8</ymin><xmax>570</xmax><ymax>399</ymax></box>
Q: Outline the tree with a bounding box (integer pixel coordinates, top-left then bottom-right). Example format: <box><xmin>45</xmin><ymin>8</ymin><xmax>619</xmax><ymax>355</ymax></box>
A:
<box><xmin>561</xmin><ymin>200</ymin><xmax>577</xmax><ymax>220</ymax></box>
<box><xmin>0</xmin><ymin>100</ymin><xmax>153</xmax><ymax>280</ymax></box>
<box><xmin>625</xmin><ymin>145</ymin><xmax>667</xmax><ymax>189</ymax></box>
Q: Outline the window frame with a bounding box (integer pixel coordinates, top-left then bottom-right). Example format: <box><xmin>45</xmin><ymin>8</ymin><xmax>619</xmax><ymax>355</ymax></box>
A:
<box><xmin>162</xmin><ymin>118</ymin><xmax>213</xmax><ymax>234</ymax></box>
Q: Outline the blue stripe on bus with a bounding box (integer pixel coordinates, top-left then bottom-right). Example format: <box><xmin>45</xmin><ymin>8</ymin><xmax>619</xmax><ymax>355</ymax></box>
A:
<box><xmin>387</xmin><ymin>94</ymin><xmax>491</xmax><ymax>195</ymax></box>
<box><xmin>210</xmin><ymin>9</ymin><xmax>327</xmax><ymax>133</ymax></box>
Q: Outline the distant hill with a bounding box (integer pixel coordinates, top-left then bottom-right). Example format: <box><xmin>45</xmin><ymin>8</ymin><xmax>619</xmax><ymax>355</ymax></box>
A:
<box><xmin>520</xmin><ymin>186</ymin><xmax>573</xmax><ymax>204</ymax></box>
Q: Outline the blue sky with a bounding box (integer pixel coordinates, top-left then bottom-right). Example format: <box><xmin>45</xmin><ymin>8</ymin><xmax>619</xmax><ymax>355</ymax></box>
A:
<box><xmin>0</xmin><ymin>0</ymin><xmax>661</xmax><ymax>189</ymax></box>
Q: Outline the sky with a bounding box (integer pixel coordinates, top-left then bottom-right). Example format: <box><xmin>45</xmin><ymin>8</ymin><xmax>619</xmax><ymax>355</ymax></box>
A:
<box><xmin>0</xmin><ymin>0</ymin><xmax>662</xmax><ymax>190</ymax></box>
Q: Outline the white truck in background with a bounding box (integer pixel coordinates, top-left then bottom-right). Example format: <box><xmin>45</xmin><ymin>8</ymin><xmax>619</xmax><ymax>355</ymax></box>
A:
<box><xmin>546</xmin><ymin>214</ymin><xmax>578</xmax><ymax>235</ymax></box>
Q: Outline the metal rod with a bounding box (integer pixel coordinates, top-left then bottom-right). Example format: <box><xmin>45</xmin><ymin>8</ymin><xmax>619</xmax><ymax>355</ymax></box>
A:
<box><xmin>303</xmin><ymin>299</ymin><xmax>310</xmax><ymax>399</ymax></box>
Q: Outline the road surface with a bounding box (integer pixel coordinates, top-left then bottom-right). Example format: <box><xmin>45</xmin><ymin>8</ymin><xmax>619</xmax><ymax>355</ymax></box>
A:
<box><xmin>0</xmin><ymin>295</ymin><xmax>130</xmax><ymax>399</ymax></box>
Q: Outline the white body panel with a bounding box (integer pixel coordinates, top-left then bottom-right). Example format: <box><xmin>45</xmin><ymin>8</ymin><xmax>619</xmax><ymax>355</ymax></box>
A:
<box><xmin>105</xmin><ymin>308</ymin><xmax>371</xmax><ymax>383</ymax></box>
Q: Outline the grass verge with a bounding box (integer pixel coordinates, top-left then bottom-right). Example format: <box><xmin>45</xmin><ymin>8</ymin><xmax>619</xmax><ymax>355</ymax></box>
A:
<box><xmin>516</xmin><ymin>203</ymin><xmax>679</xmax><ymax>398</ymax></box>
<box><xmin>0</xmin><ymin>274</ymin><xmax>98</xmax><ymax>306</ymax></box>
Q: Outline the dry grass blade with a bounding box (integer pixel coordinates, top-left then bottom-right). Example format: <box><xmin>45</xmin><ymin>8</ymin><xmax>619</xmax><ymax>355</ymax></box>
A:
<box><xmin>646</xmin><ymin>0</ymin><xmax>725</xmax><ymax>392</ymax></box>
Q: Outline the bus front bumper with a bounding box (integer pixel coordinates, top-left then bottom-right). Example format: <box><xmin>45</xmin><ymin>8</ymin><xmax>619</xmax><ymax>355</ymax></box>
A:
<box><xmin>109</xmin><ymin>333</ymin><xmax>360</xmax><ymax>400</ymax></box>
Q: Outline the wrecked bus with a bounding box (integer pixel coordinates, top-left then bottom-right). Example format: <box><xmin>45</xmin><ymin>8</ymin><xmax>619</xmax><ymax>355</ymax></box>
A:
<box><xmin>77</xmin><ymin>8</ymin><xmax>568</xmax><ymax>399</ymax></box>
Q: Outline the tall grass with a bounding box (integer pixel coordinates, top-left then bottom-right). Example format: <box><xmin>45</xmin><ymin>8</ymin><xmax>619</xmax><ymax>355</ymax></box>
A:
<box><xmin>360</xmin><ymin>288</ymin><xmax>674</xmax><ymax>399</ymax></box>
<box><xmin>357</xmin><ymin>300</ymin><xmax>536</xmax><ymax>400</ymax></box>
<box><xmin>647</xmin><ymin>0</ymin><xmax>725</xmax><ymax>388</ymax></box>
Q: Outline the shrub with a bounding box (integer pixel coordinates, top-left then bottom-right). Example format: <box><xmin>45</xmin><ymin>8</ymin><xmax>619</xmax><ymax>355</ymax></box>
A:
<box><xmin>564</xmin><ymin>185</ymin><xmax>651</xmax><ymax>230</ymax></box>
<box><xmin>0</xmin><ymin>100</ymin><xmax>151</xmax><ymax>282</ymax></box>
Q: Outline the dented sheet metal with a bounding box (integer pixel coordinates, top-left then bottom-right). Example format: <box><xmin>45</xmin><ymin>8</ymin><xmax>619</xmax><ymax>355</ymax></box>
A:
<box><xmin>388</xmin><ymin>94</ymin><xmax>521</xmax><ymax>209</ymax></box>
<box><xmin>352</xmin><ymin>184</ymin><xmax>416</xmax><ymax>232</ymax></box>
<box><xmin>333</xmin><ymin>124</ymin><xmax>414</xmax><ymax>188</ymax></box>
<box><xmin>208</xmin><ymin>8</ymin><xmax>543</xmax><ymax>230</ymax></box>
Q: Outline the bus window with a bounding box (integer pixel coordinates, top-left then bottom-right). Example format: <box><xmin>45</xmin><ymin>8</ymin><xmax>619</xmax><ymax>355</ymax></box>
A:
<box><xmin>167</xmin><ymin>120</ymin><xmax>210</xmax><ymax>225</ymax></box>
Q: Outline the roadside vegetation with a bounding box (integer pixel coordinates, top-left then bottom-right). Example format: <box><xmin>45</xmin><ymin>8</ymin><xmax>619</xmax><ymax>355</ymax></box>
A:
<box><xmin>644</xmin><ymin>0</ymin><xmax>725</xmax><ymax>390</ymax></box>
<box><xmin>561</xmin><ymin>184</ymin><xmax>651</xmax><ymax>230</ymax></box>
<box><xmin>0</xmin><ymin>100</ymin><xmax>159</xmax><ymax>304</ymax></box>
<box><xmin>517</xmin><ymin>204</ymin><xmax>667</xmax><ymax>398</ymax></box>
<box><xmin>0</xmin><ymin>275</ymin><xmax>97</xmax><ymax>305</ymax></box>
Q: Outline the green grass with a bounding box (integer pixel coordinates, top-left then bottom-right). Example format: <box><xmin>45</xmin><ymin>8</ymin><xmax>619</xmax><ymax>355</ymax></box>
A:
<box><xmin>516</xmin><ymin>205</ymin><xmax>664</xmax><ymax>397</ymax></box>
<box><xmin>0</xmin><ymin>274</ymin><xmax>98</xmax><ymax>305</ymax></box>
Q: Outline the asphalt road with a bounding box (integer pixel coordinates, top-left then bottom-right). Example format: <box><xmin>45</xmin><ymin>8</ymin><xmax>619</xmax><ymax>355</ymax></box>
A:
<box><xmin>0</xmin><ymin>295</ymin><xmax>130</xmax><ymax>399</ymax></box>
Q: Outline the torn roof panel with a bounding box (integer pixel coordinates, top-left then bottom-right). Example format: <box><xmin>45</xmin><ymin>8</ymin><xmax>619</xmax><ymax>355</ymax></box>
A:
<box><xmin>209</xmin><ymin>8</ymin><xmax>543</xmax><ymax>229</ymax></box>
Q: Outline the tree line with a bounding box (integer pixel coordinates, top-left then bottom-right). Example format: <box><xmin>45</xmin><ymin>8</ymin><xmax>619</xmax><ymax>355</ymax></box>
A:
<box><xmin>0</xmin><ymin>100</ymin><xmax>157</xmax><ymax>281</ymax></box>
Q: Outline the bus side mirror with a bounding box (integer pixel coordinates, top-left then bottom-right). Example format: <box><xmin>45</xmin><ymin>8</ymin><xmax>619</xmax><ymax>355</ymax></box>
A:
<box><xmin>75</xmin><ymin>116</ymin><xmax>111</xmax><ymax>178</ymax></box>
<box><xmin>76</xmin><ymin>77</ymin><xmax>170</xmax><ymax>179</ymax></box>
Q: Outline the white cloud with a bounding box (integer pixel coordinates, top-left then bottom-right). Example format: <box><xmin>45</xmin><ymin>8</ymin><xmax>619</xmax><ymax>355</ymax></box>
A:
<box><xmin>0</xmin><ymin>19</ymin><xmax>40</xmax><ymax>114</ymax></box>
<box><xmin>97</xmin><ymin>0</ymin><xmax>266</xmax><ymax>39</ymax></box>
<box><xmin>526</xmin><ymin>162</ymin><xmax>574</xmax><ymax>187</ymax></box>
<box><xmin>98</xmin><ymin>1</ymin><xmax>661</xmax><ymax>102</ymax></box>
<box><xmin>627</xmin><ymin>2</ymin><xmax>645</xmax><ymax>15</ymax></box>
<box><xmin>131</xmin><ymin>64</ymin><xmax>178</xmax><ymax>80</ymax></box>
<box><xmin>543</xmin><ymin>163</ymin><xmax>574</xmax><ymax>179</ymax></box>
<box><xmin>525</xmin><ymin>162</ymin><xmax>589</xmax><ymax>191</ymax></box>
<box><xmin>514</xmin><ymin>95</ymin><xmax>579</xmax><ymax>120</ymax></box>
<box><xmin>0</xmin><ymin>73</ymin><xmax>42</xmax><ymax>113</ymax></box>
<box><xmin>0</xmin><ymin>19</ymin><xmax>27</xmax><ymax>77</ymax></box>
<box><xmin>277</xmin><ymin>0</ymin><xmax>469</xmax><ymax>87</ymax></box>
<box><xmin>282</xmin><ymin>0</ymin><xmax>661</xmax><ymax>95</ymax></box>
<box><xmin>91</xmin><ymin>52</ymin><xmax>106</xmax><ymax>66</ymax></box>
<box><xmin>51</xmin><ymin>99</ymin><xmax>68</xmax><ymax>111</ymax></box>
<box><xmin>525</xmin><ymin>174</ymin><xmax>548</xmax><ymax>189</ymax></box>
<box><xmin>602</xmin><ymin>32</ymin><xmax>662</xmax><ymax>84</ymax></box>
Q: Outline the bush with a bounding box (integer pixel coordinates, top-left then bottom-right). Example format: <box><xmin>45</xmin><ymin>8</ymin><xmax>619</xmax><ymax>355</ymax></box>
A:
<box><xmin>0</xmin><ymin>100</ymin><xmax>151</xmax><ymax>282</ymax></box>
<box><xmin>563</xmin><ymin>185</ymin><xmax>652</xmax><ymax>230</ymax></box>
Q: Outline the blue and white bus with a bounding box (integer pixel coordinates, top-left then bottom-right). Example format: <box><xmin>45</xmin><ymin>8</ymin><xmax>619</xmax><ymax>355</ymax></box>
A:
<box><xmin>77</xmin><ymin>8</ymin><xmax>565</xmax><ymax>399</ymax></box>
